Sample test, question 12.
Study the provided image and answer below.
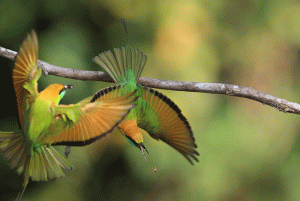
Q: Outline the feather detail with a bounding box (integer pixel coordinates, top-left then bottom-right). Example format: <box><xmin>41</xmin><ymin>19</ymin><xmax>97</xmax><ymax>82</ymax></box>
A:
<box><xmin>46</xmin><ymin>87</ymin><xmax>138</xmax><ymax>146</ymax></box>
<box><xmin>139</xmin><ymin>87</ymin><xmax>199</xmax><ymax>164</ymax></box>
<box><xmin>90</xmin><ymin>85</ymin><xmax>121</xmax><ymax>102</ymax></box>
<box><xmin>93</xmin><ymin>45</ymin><xmax>147</xmax><ymax>84</ymax></box>
<box><xmin>12</xmin><ymin>30</ymin><xmax>41</xmax><ymax>128</ymax></box>
<box><xmin>0</xmin><ymin>132</ymin><xmax>73</xmax><ymax>201</ymax></box>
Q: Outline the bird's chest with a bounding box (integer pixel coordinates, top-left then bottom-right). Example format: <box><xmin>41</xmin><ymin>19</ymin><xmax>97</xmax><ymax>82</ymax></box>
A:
<box><xmin>25</xmin><ymin>99</ymin><xmax>53</xmax><ymax>143</ymax></box>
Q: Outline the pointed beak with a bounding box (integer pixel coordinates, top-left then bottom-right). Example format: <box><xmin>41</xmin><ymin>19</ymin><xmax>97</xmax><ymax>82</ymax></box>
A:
<box><xmin>138</xmin><ymin>143</ymin><xmax>149</xmax><ymax>161</ymax></box>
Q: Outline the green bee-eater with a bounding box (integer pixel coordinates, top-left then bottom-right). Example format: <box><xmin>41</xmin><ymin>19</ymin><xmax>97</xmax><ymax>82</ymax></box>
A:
<box><xmin>0</xmin><ymin>30</ymin><xmax>137</xmax><ymax>200</ymax></box>
<box><xmin>93</xmin><ymin>45</ymin><xmax>199</xmax><ymax>164</ymax></box>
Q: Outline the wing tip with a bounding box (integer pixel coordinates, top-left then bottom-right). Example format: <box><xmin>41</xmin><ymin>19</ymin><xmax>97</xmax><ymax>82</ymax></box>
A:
<box><xmin>183</xmin><ymin>150</ymin><xmax>200</xmax><ymax>165</ymax></box>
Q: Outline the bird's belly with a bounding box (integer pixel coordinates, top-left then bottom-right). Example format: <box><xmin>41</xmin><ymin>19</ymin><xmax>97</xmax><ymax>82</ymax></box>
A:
<box><xmin>26</xmin><ymin>106</ymin><xmax>52</xmax><ymax>144</ymax></box>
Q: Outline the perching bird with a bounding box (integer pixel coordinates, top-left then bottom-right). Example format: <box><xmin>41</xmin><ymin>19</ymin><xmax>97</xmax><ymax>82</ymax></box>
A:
<box><xmin>93</xmin><ymin>45</ymin><xmax>199</xmax><ymax>164</ymax></box>
<box><xmin>0</xmin><ymin>30</ymin><xmax>137</xmax><ymax>200</ymax></box>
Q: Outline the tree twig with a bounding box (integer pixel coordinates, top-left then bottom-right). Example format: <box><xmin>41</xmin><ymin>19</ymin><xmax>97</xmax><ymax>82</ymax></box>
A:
<box><xmin>1</xmin><ymin>46</ymin><xmax>300</xmax><ymax>115</ymax></box>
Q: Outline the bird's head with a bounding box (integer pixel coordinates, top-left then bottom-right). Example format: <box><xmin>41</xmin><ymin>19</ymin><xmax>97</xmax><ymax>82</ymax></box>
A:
<box><xmin>40</xmin><ymin>84</ymin><xmax>74</xmax><ymax>105</ymax></box>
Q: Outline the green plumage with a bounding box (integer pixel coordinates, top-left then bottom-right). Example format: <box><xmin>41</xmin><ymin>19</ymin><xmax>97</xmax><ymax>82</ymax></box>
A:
<box><xmin>93</xmin><ymin>45</ymin><xmax>199</xmax><ymax>164</ymax></box>
<box><xmin>95</xmin><ymin>46</ymin><xmax>147</xmax><ymax>122</ymax></box>
<box><xmin>0</xmin><ymin>30</ymin><xmax>137</xmax><ymax>201</ymax></box>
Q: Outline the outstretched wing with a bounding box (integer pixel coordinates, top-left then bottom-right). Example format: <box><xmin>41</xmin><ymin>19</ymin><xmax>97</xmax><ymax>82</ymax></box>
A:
<box><xmin>137</xmin><ymin>86</ymin><xmax>199</xmax><ymax>164</ymax></box>
<box><xmin>12</xmin><ymin>30</ymin><xmax>41</xmax><ymax>128</ymax></box>
<box><xmin>44</xmin><ymin>85</ymin><xmax>137</xmax><ymax>146</ymax></box>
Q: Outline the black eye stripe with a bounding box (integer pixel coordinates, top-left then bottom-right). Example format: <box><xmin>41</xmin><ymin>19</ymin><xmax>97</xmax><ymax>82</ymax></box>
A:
<box><xmin>59</xmin><ymin>85</ymin><xmax>74</xmax><ymax>94</ymax></box>
<box><xmin>59</xmin><ymin>88</ymin><xmax>66</xmax><ymax>94</ymax></box>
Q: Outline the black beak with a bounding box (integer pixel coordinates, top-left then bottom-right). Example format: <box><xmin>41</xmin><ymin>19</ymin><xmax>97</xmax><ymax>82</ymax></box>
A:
<box><xmin>65</xmin><ymin>85</ymin><xmax>74</xmax><ymax>89</ymax></box>
<box><xmin>138</xmin><ymin>143</ymin><xmax>149</xmax><ymax>161</ymax></box>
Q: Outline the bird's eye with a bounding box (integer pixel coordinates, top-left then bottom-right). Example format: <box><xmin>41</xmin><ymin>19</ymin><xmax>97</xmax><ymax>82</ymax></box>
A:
<box><xmin>59</xmin><ymin>85</ymin><xmax>74</xmax><ymax>94</ymax></box>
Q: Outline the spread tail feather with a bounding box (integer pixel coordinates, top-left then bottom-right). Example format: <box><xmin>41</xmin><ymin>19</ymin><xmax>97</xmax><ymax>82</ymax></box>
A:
<box><xmin>0</xmin><ymin>132</ymin><xmax>74</xmax><ymax>200</ymax></box>
<box><xmin>93</xmin><ymin>45</ymin><xmax>147</xmax><ymax>84</ymax></box>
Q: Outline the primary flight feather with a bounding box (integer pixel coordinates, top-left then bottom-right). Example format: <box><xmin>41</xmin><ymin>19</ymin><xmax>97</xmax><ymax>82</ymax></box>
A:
<box><xmin>93</xmin><ymin>45</ymin><xmax>199</xmax><ymax>164</ymax></box>
<box><xmin>0</xmin><ymin>30</ymin><xmax>137</xmax><ymax>200</ymax></box>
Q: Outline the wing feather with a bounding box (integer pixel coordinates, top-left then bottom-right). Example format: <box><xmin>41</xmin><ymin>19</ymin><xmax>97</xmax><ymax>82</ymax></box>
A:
<box><xmin>138</xmin><ymin>86</ymin><xmax>199</xmax><ymax>164</ymax></box>
<box><xmin>46</xmin><ymin>86</ymin><xmax>137</xmax><ymax>146</ymax></box>
<box><xmin>13</xmin><ymin>30</ymin><xmax>41</xmax><ymax>128</ymax></box>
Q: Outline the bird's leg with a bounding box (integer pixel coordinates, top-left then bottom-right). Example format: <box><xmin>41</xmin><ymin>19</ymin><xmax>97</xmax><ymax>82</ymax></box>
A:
<box><xmin>65</xmin><ymin>146</ymin><xmax>71</xmax><ymax>158</ymax></box>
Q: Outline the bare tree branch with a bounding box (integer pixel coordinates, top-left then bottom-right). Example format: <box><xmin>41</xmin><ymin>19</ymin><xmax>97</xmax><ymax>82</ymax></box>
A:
<box><xmin>1</xmin><ymin>46</ymin><xmax>300</xmax><ymax>115</ymax></box>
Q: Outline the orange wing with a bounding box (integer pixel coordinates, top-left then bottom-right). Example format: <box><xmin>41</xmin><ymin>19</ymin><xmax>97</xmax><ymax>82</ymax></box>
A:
<box><xmin>12</xmin><ymin>30</ymin><xmax>41</xmax><ymax>128</ymax></box>
<box><xmin>45</xmin><ymin>86</ymin><xmax>137</xmax><ymax>146</ymax></box>
<box><xmin>138</xmin><ymin>86</ymin><xmax>199</xmax><ymax>164</ymax></box>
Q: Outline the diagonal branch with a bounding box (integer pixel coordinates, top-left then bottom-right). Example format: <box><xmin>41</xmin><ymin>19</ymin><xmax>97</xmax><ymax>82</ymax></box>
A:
<box><xmin>1</xmin><ymin>45</ymin><xmax>300</xmax><ymax>115</ymax></box>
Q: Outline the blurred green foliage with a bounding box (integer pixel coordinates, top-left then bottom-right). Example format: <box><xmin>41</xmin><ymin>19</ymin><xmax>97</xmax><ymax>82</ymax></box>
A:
<box><xmin>1</xmin><ymin>0</ymin><xmax>300</xmax><ymax>200</ymax></box>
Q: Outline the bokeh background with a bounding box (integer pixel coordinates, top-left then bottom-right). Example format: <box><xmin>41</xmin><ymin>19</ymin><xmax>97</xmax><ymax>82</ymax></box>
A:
<box><xmin>1</xmin><ymin>0</ymin><xmax>300</xmax><ymax>200</ymax></box>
